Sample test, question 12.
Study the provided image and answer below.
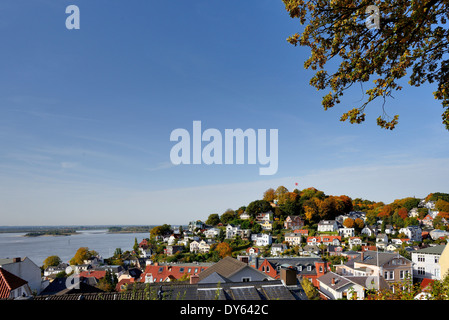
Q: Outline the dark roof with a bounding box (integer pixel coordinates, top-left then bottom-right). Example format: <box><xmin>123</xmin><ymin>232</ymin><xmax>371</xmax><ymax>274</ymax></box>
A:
<box><xmin>39</xmin><ymin>277</ymin><xmax>104</xmax><ymax>296</ymax></box>
<box><xmin>34</xmin><ymin>280</ymin><xmax>298</xmax><ymax>300</ymax></box>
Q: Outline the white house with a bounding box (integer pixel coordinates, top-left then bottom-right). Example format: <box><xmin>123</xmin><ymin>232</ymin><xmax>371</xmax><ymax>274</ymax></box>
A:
<box><xmin>318</xmin><ymin>220</ymin><xmax>339</xmax><ymax>233</ymax></box>
<box><xmin>251</xmin><ymin>233</ymin><xmax>272</xmax><ymax>246</ymax></box>
<box><xmin>399</xmin><ymin>226</ymin><xmax>422</xmax><ymax>242</ymax></box>
<box><xmin>204</xmin><ymin>228</ymin><xmax>220</xmax><ymax>239</ymax></box>
<box><xmin>338</xmin><ymin>227</ymin><xmax>355</xmax><ymax>238</ymax></box>
<box><xmin>376</xmin><ymin>233</ymin><xmax>388</xmax><ymax>249</ymax></box>
<box><xmin>317</xmin><ymin>271</ymin><xmax>388</xmax><ymax>300</ymax></box>
<box><xmin>240</xmin><ymin>212</ymin><xmax>251</xmax><ymax>220</ymax></box>
<box><xmin>361</xmin><ymin>226</ymin><xmax>377</xmax><ymax>237</ymax></box>
<box><xmin>348</xmin><ymin>237</ymin><xmax>363</xmax><ymax>249</ymax></box>
<box><xmin>0</xmin><ymin>257</ymin><xmax>42</xmax><ymax>295</ymax></box>
<box><xmin>190</xmin><ymin>240</ymin><xmax>200</xmax><ymax>253</ymax></box>
<box><xmin>412</xmin><ymin>245</ymin><xmax>446</xmax><ymax>281</ymax></box>
<box><xmin>271</xmin><ymin>244</ymin><xmax>287</xmax><ymax>256</ymax></box>
<box><xmin>255</xmin><ymin>211</ymin><xmax>273</xmax><ymax>223</ymax></box>
<box><xmin>284</xmin><ymin>233</ymin><xmax>302</xmax><ymax>246</ymax></box>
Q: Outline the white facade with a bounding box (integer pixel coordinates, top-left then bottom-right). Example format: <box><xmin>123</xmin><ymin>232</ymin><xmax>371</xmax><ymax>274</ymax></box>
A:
<box><xmin>0</xmin><ymin>257</ymin><xmax>42</xmax><ymax>294</ymax></box>
<box><xmin>251</xmin><ymin>233</ymin><xmax>272</xmax><ymax>246</ymax></box>
<box><xmin>338</xmin><ymin>227</ymin><xmax>355</xmax><ymax>238</ymax></box>
<box><xmin>412</xmin><ymin>245</ymin><xmax>446</xmax><ymax>280</ymax></box>
<box><xmin>399</xmin><ymin>226</ymin><xmax>422</xmax><ymax>242</ymax></box>
<box><xmin>318</xmin><ymin>220</ymin><xmax>338</xmax><ymax>233</ymax></box>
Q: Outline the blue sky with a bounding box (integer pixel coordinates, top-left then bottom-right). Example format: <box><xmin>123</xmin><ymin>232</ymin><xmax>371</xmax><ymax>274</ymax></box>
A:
<box><xmin>0</xmin><ymin>0</ymin><xmax>448</xmax><ymax>226</ymax></box>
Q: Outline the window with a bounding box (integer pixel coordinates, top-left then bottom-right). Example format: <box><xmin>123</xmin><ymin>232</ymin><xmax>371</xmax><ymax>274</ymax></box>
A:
<box><xmin>262</xmin><ymin>266</ymin><xmax>265</xmax><ymax>272</ymax></box>
<box><xmin>188</xmin><ymin>268</ymin><xmax>191</xmax><ymax>273</ymax></box>
<box><xmin>266</xmin><ymin>266</ymin><xmax>270</xmax><ymax>273</ymax></box>
<box><xmin>319</xmin><ymin>266</ymin><xmax>323</xmax><ymax>273</ymax></box>
<box><xmin>435</xmin><ymin>256</ymin><xmax>440</xmax><ymax>264</ymax></box>
<box><xmin>307</xmin><ymin>266</ymin><xmax>312</xmax><ymax>271</ymax></box>
<box><xmin>179</xmin><ymin>268</ymin><xmax>184</xmax><ymax>273</ymax></box>
<box><xmin>195</xmin><ymin>268</ymin><xmax>198</xmax><ymax>273</ymax></box>
<box><xmin>242</xmin><ymin>277</ymin><xmax>251</xmax><ymax>282</ymax></box>
<box><xmin>158</xmin><ymin>267</ymin><xmax>163</xmax><ymax>273</ymax></box>
<box><xmin>418</xmin><ymin>267</ymin><xmax>425</xmax><ymax>275</ymax></box>
<box><xmin>418</xmin><ymin>255</ymin><xmax>425</xmax><ymax>262</ymax></box>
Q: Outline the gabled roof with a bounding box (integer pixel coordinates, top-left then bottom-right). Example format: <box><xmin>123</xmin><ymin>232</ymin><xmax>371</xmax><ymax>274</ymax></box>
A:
<box><xmin>0</xmin><ymin>267</ymin><xmax>28</xmax><ymax>298</ymax></box>
<box><xmin>198</xmin><ymin>257</ymin><xmax>248</xmax><ymax>282</ymax></box>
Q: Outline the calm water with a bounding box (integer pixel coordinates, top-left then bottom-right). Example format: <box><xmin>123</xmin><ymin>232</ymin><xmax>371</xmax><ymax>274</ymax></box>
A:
<box><xmin>0</xmin><ymin>230</ymin><xmax>149</xmax><ymax>267</ymax></box>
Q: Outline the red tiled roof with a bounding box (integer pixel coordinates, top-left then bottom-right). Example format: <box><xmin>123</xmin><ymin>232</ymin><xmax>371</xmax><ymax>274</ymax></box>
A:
<box><xmin>78</xmin><ymin>270</ymin><xmax>106</xmax><ymax>280</ymax></box>
<box><xmin>140</xmin><ymin>264</ymin><xmax>209</xmax><ymax>283</ymax></box>
<box><xmin>421</xmin><ymin>278</ymin><xmax>435</xmax><ymax>290</ymax></box>
<box><xmin>0</xmin><ymin>267</ymin><xmax>28</xmax><ymax>299</ymax></box>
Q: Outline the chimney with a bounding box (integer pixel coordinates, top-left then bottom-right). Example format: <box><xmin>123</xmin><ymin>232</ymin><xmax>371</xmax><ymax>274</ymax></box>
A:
<box><xmin>190</xmin><ymin>274</ymin><xmax>199</xmax><ymax>285</ymax></box>
<box><xmin>331</xmin><ymin>277</ymin><xmax>336</xmax><ymax>286</ymax></box>
<box><xmin>13</xmin><ymin>257</ymin><xmax>21</xmax><ymax>263</ymax></box>
<box><xmin>280</xmin><ymin>267</ymin><xmax>297</xmax><ymax>286</ymax></box>
<box><xmin>360</xmin><ymin>252</ymin><xmax>364</xmax><ymax>261</ymax></box>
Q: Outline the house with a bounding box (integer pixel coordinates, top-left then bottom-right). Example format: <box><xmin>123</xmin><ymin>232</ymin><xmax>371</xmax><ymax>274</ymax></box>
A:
<box><xmin>429</xmin><ymin>229</ymin><xmax>449</xmax><ymax>240</ymax></box>
<box><xmin>225</xmin><ymin>224</ymin><xmax>238</xmax><ymax>239</ymax></box>
<box><xmin>271</xmin><ymin>244</ymin><xmax>288</xmax><ymax>256</ymax></box>
<box><xmin>317</xmin><ymin>220</ymin><xmax>338</xmax><ymax>233</ymax></box>
<box><xmin>334</xmin><ymin>251</ymin><xmax>413</xmax><ymax>288</ymax></box>
<box><xmin>385</xmin><ymin>243</ymin><xmax>401</xmax><ymax>252</ymax></box>
<box><xmin>43</xmin><ymin>263</ymin><xmax>69</xmax><ymax>277</ymax></box>
<box><xmin>83</xmin><ymin>256</ymin><xmax>102</xmax><ymax>266</ymax></box>
<box><xmin>255</xmin><ymin>211</ymin><xmax>273</xmax><ymax>223</ymax></box>
<box><xmin>256</xmin><ymin>256</ymin><xmax>328</xmax><ymax>287</ymax></box>
<box><xmin>0</xmin><ymin>257</ymin><xmax>42</xmax><ymax>295</ymax></box>
<box><xmin>422</xmin><ymin>215</ymin><xmax>434</xmax><ymax>227</ymax></box>
<box><xmin>376</xmin><ymin>233</ymin><xmax>388</xmax><ymax>249</ymax></box>
<box><xmin>0</xmin><ymin>267</ymin><xmax>32</xmax><ymax>299</ymax></box>
<box><xmin>203</xmin><ymin>227</ymin><xmax>220</xmax><ymax>238</ymax></box>
<box><xmin>250</xmin><ymin>233</ymin><xmax>272</xmax><ymax>246</ymax></box>
<box><xmin>39</xmin><ymin>276</ymin><xmax>104</xmax><ymax>296</ymax></box>
<box><xmin>140</xmin><ymin>262</ymin><xmax>213</xmax><ymax>284</ymax></box>
<box><xmin>225</xmin><ymin>224</ymin><xmax>251</xmax><ymax>239</ymax></box>
<box><xmin>260</xmin><ymin>220</ymin><xmax>273</xmax><ymax>231</ymax></box>
<box><xmin>307</xmin><ymin>235</ymin><xmax>341</xmax><ymax>246</ymax></box>
<box><xmin>348</xmin><ymin>237</ymin><xmax>363</xmax><ymax>249</ymax></box>
<box><xmin>338</xmin><ymin>227</ymin><xmax>355</xmax><ymax>238</ymax></box>
<box><xmin>391</xmin><ymin>238</ymin><xmax>411</xmax><ymax>246</ymax></box>
<box><xmin>317</xmin><ymin>271</ymin><xmax>389</xmax><ymax>300</ymax></box>
<box><xmin>190</xmin><ymin>240</ymin><xmax>200</xmax><ymax>253</ymax></box>
<box><xmin>284</xmin><ymin>216</ymin><xmax>304</xmax><ymax>230</ymax></box>
<box><xmin>198</xmin><ymin>240</ymin><xmax>211</xmax><ymax>253</ymax></box>
<box><xmin>188</xmin><ymin>220</ymin><xmax>205</xmax><ymax>232</ymax></box>
<box><xmin>198</xmin><ymin>256</ymin><xmax>273</xmax><ymax>284</ymax></box>
<box><xmin>409</xmin><ymin>208</ymin><xmax>420</xmax><ymax>218</ymax></box>
<box><xmin>412</xmin><ymin>245</ymin><xmax>446</xmax><ymax>281</ymax></box>
<box><xmin>284</xmin><ymin>232</ymin><xmax>302</xmax><ymax>246</ymax></box>
<box><xmin>165</xmin><ymin>245</ymin><xmax>184</xmax><ymax>256</ymax></box>
<box><xmin>399</xmin><ymin>226</ymin><xmax>423</xmax><ymax>242</ymax></box>
<box><xmin>138</xmin><ymin>246</ymin><xmax>153</xmax><ymax>258</ymax></box>
<box><xmin>327</xmin><ymin>245</ymin><xmax>344</xmax><ymax>256</ymax></box>
<box><xmin>246</xmin><ymin>247</ymin><xmax>260</xmax><ymax>256</ymax></box>
<box><xmin>239</xmin><ymin>212</ymin><xmax>251</xmax><ymax>220</ymax></box>
<box><xmin>78</xmin><ymin>270</ymin><xmax>107</xmax><ymax>283</ymax></box>
<box><xmin>361</xmin><ymin>225</ymin><xmax>377</xmax><ymax>237</ymax></box>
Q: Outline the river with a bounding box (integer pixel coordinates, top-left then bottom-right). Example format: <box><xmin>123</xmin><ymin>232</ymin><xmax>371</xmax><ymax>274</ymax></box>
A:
<box><xmin>0</xmin><ymin>229</ymin><xmax>150</xmax><ymax>267</ymax></box>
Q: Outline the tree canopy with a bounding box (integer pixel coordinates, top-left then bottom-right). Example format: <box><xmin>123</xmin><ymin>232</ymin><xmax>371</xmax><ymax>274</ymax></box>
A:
<box><xmin>283</xmin><ymin>0</ymin><xmax>449</xmax><ymax>130</ymax></box>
